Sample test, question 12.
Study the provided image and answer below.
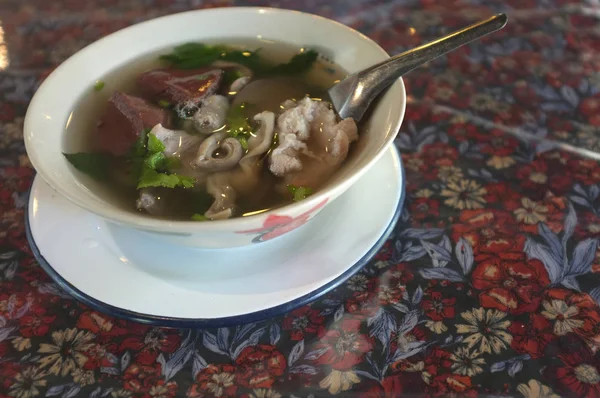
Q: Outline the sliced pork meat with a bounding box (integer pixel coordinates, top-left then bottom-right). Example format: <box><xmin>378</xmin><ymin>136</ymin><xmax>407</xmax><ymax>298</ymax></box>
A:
<box><xmin>137</xmin><ymin>68</ymin><xmax>223</xmax><ymax>118</ymax></box>
<box><xmin>96</xmin><ymin>92</ymin><xmax>171</xmax><ymax>156</ymax></box>
<box><xmin>269</xmin><ymin>97</ymin><xmax>358</xmax><ymax>189</ymax></box>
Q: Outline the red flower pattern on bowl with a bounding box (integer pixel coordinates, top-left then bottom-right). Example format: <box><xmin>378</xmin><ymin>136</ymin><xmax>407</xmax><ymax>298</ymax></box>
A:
<box><xmin>237</xmin><ymin>198</ymin><xmax>328</xmax><ymax>243</ymax></box>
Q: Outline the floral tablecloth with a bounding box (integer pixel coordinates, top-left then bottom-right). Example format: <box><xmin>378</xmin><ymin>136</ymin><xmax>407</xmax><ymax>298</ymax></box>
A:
<box><xmin>2</xmin><ymin>0</ymin><xmax>600</xmax><ymax>396</ymax></box>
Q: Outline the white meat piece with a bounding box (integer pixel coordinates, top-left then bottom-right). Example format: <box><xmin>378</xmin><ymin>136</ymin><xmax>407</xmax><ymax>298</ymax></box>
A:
<box><xmin>149</xmin><ymin>124</ymin><xmax>202</xmax><ymax>156</ymax></box>
<box><xmin>268</xmin><ymin>134</ymin><xmax>308</xmax><ymax>176</ymax></box>
<box><xmin>205</xmin><ymin>176</ymin><xmax>235</xmax><ymax>220</ymax></box>
<box><xmin>136</xmin><ymin>189</ymin><xmax>158</xmax><ymax>213</ymax></box>
<box><xmin>193</xmin><ymin>95</ymin><xmax>230</xmax><ymax>134</ymax></box>
<box><xmin>203</xmin><ymin>111</ymin><xmax>276</xmax><ymax>219</ymax></box>
<box><xmin>277</xmin><ymin>97</ymin><xmax>320</xmax><ymax>140</ymax></box>
<box><xmin>136</xmin><ymin>188</ymin><xmax>174</xmax><ymax>216</ymax></box>
<box><xmin>280</xmin><ymin>99</ymin><xmax>297</xmax><ymax>111</ymax></box>
<box><xmin>192</xmin><ymin>132</ymin><xmax>243</xmax><ymax>172</ymax></box>
<box><xmin>244</xmin><ymin>111</ymin><xmax>276</xmax><ymax>161</ymax></box>
<box><xmin>283</xmin><ymin>117</ymin><xmax>358</xmax><ymax>188</ymax></box>
<box><xmin>268</xmin><ymin>97</ymin><xmax>358</xmax><ymax>189</ymax></box>
<box><xmin>148</xmin><ymin>123</ymin><xmax>207</xmax><ymax>184</ymax></box>
<box><xmin>230</xmin><ymin>76</ymin><xmax>251</xmax><ymax>93</ymax></box>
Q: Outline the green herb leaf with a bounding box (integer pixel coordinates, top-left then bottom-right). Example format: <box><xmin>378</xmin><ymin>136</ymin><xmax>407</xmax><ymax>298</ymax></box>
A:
<box><xmin>161</xmin><ymin>42</ymin><xmax>319</xmax><ymax>78</ymax></box>
<box><xmin>160</xmin><ymin>43</ymin><xmax>266</xmax><ymax>72</ymax></box>
<box><xmin>125</xmin><ymin>129</ymin><xmax>150</xmax><ymax>181</ymax></box>
<box><xmin>287</xmin><ymin>185</ymin><xmax>313</xmax><ymax>202</ymax></box>
<box><xmin>128</xmin><ymin>129</ymin><xmax>149</xmax><ymax>160</ymax></box>
<box><xmin>137</xmin><ymin>166</ymin><xmax>195</xmax><ymax>189</ymax></box>
<box><xmin>191</xmin><ymin>213</ymin><xmax>209</xmax><ymax>221</ymax></box>
<box><xmin>164</xmin><ymin>156</ymin><xmax>181</xmax><ymax>171</ymax></box>
<box><xmin>223</xmin><ymin>69</ymin><xmax>245</xmax><ymax>88</ymax></box>
<box><xmin>93</xmin><ymin>81</ymin><xmax>105</xmax><ymax>91</ymax></box>
<box><xmin>63</xmin><ymin>152</ymin><xmax>110</xmax><ymax>180</ymax></box>
<box><xmin>147</xmin><ymin>133</ymin><xmax>166</xmax><ymax>153</ymax></box>
<box><xmin>144</xmin><ymin>152</ymin><xmax>166</xmax><ymax>170</ymax></box>
<box><xmin>226</xmin><ymin>103</ymin><xmax>254</xmax><ymax>139</ymax></box>
<box><xmin>158</xmin><ymin>100</ymin><xmax>171</xmax><ymax>108</ymax></box>
<box><xmin>126</xmin><ymin>130</ymin><xmax>195</xmax><ymax>189</ymax></box>
<box><xmin>238</xmin><ymin>136</ymin><xmax>249</xmax><ymax>151</ymax></box>
<box><xmin>268</xmin><ymin>50</ymin><xmax>319</xmax><ymax>75</ymax></box>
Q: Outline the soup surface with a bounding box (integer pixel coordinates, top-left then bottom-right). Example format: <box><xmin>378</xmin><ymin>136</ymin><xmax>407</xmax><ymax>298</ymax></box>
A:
<box><xmin>63</xmin><ymin>39</ymin><xmax>359</xmax><ymax>221</ymax></box>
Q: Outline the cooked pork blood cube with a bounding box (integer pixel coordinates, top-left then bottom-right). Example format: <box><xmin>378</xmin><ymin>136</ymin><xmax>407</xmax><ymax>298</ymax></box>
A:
<box><xmin>95</xmin><ymin>92</ymin><xmax>171</xmax><ymax>156</ymax></box>
<box><xmin>136</xmin><ymin>68</ymin><xmax>223</xmax><ymax>105</ymax></box>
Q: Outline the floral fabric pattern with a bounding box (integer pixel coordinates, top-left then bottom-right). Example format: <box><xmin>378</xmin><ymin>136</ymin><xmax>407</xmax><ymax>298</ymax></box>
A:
<box><xmin>1</xmin><ymin>0</ymin><xmax>600</xmax><ymax>396</ymax></box>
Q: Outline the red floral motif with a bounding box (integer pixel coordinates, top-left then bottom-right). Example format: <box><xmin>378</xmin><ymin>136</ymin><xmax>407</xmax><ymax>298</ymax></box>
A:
<box><xmin>281</xmin><ymin>307</ymin><xmax>325</xmax><ymax>341</ymax></box>
<box><xmin>542</xmin><ymin>289</ymin><xmax>600</xmax><ymax>339</ymax></box>
<box><xmin>237</xmin><ymin>199</ymin><xmax>328</xmax><ymax>242</ymax></box>
<box><xmin>509</xmin><ymin>314</ymin><xmax>557</xmax><ymax>358</ymax></box>
<box><xmin>123</xmin><ymin>363</ymin><xmax>161</xmax><ymax>393</ymax></box>
<box><xmin>3</xmin><ymin>1</ymin><xmax>600</xmax><ymax>396</ymax></box>
<box><xmin>314</xmin><ymin>317</ymin><xmax>374</xmax><ymax>370</ymax></box>
<box><xmin>516</xmin><ymin>159</ymin><xmax>572</xmax><ymax>198</ymax></box>
<box><xmin>0</xmin><ymin>361</ymin><xmax>21</xmax><ymax>392</ymax></box>
<box><xmin>374</xmin><ymin>240</ymin><xmax>394</xmax><ymax>262</ymax></box>
<box><xmin>360</xmin><ymin>372</ymin><xmax>424</xmax><ymax>397</ymax></box>
<box><xmin>471</xmin><ymin>251</ymin><xmax>550</xmax><ymax>314</ymax></box>
<box><xmin>512</xmin><ymin>80</ymin><xmax>539</xmax><ymax>105</ymax></box>
<box><xmin>18</xmin><ymin>307</ymin><xmax>55</xmax><ymax>337</ymax></box>
<box><xmin>421</xmin><ymin>289</ymin><xmax>456</xmax><ymax>321</ymax></box>
<box><xmin>567</xmin><ymin>158</ymin><xmax>600</xmax><ymax>186</ymax></box>
<box><xmin>420</xmin><ymin>143</ymin><xmax>459</xmax><ymax>168</ymax></box>
<box><xmin>188</xmin><ymin>364</ymin><xmax>237</xmax><ymax>398</ymax></box>
<box><xmin>409</xmin><ymin>198</ymin><xmax>440</xmax><ymax>223</ymax></box>
<box><xmin>0</xmin><ymin>104</ymin><xmax>15</xmax><ymax>122</ymax></box>
<box><xmin>376</xmin><ymin>263</ymin><xmax>414</xmax><ymax>306</ymax></box>
<box><xmin>544</xmin><ymin>336</ymin><xmax>600</xmax><ymax>397</ymax></box>
<box><xmin>235</xmin><ymin>345</ymin><xmax>286</xmax><ymax>389</ymax></box>
<box><xmin>452</xmin><ymin>209</ymin><xmax>522</xmax><ymax>256</ymax></box>
<box><xmin>503</xmin><ymin>194</ymin><xmax>567</xmax><ymax>234</ymax></box>
<box><xmin>483</xmin><ymin>182</ymin><xmax>522</xmax><ymax>210</ymax></box>
<box><xmin>83</xmin><ymin>343</ymin><xmax>115</xmax><ymax>370</ymax></box>
<box><xmin>76</xmin><ymin>311</ymin><xmax>114</xmax><ymax>334</ymax></box>
<box><xmin>420</xmin><ymin>347</ymin><xmax>453</xmax><ymax>381</ymax></box>
<box><xmin>447</xmin><ymin>120</ymin><xmax>480</xmax><ymax>141</ymax></box>
<box><xmin>344</xmin><ymin>296</ymin><xmax>380</xmax><ymax>318</ymax></box>
<box><xmin>429</xmin><ymin>374</ymin><xmax>477</xmax><ymax>397</ymax></box>
<box><xmin>579</xmin><ymin>95</ymin><xmax>600</xmax><ymax>126</ymax></box>
<box><xmin>119</xmin><ymin>327</ymin><xmax>181</xmax><ymax>365</ymax></box>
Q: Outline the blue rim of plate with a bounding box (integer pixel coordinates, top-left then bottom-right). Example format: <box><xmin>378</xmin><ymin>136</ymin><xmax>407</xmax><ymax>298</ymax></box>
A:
<box><xmin>25</xmin><ymin>149</ymin><xmax>406</xmax><ymax>328</ymax></box>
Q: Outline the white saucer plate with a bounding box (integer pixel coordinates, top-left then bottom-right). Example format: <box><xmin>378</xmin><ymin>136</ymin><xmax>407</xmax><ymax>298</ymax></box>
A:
<box><xmin>26</xmin><ymin>147</ymin><xmax>405</xmax><ymax>327</ymax></box>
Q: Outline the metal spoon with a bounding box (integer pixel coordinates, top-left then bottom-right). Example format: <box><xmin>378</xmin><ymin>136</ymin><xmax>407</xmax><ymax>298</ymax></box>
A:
<box><xmin>329</xmin><ymin>13</ymin><xmax>508</xmax><ymax>121</ymax></box>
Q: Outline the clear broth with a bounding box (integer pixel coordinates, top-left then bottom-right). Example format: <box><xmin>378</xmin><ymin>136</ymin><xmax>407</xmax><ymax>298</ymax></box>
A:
<box><xmin>64</xmin><ymin>38</ymin><xmax>350</xmax><ymax>220</ymax></box>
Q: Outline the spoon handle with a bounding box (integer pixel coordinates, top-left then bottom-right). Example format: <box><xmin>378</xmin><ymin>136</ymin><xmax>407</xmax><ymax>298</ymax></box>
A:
<box><xmin>332</xmin><ymin>13</ymin><xmax>508</xmax><ymax>120</ymax></box>
<box><xmin>364</xmin><ymin>13</ymin><xmax>507</xmax><ymax>81</ymax></box>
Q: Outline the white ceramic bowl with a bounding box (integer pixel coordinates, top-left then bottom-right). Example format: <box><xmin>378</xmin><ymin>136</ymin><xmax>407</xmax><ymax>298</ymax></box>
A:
<box><xmin>24</xmin><ymin>7</ymin><xmax>406</xmax><ymax>249</ymax></box>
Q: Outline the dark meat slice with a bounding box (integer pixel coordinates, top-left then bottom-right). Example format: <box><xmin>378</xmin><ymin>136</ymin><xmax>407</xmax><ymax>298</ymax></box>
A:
<box><xmin>137</xmin><ymin>68</ymin><xmax>223</xmax><ymax>107</ymax></box>
<box><xmin>95</xmin><ymin>92</ymin><xmax>171</xmax><ymax>156</ymax></box>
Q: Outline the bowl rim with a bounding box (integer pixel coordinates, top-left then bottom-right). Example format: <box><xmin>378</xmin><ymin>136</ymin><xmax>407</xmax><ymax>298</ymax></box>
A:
<box><xmin>24</xmin><ymin>6</ymin><xmax>406</xmax><ymax>232</ymax></box>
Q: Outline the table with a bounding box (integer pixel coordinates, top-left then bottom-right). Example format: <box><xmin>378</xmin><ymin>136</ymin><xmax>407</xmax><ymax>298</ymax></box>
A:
<box><xmin>1</xmin><ymin>0</ymin><xmax>600</xmax><ymax>396</ymax></box>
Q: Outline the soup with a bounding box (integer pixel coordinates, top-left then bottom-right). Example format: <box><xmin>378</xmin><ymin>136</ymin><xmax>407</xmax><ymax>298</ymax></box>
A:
<box><xmin>63</xmin><ymin>39</ymin><xmax>359</xmax><ymax>221</ymax></box>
